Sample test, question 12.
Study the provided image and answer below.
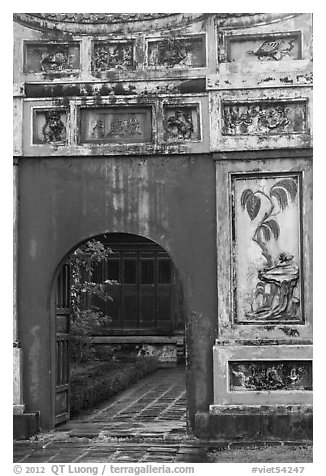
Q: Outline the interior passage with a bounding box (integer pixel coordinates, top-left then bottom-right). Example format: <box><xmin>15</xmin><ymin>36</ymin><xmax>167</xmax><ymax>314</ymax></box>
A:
<box><xmin>59</xmin><ymin>367</ymin><xmax>186</xmax><ymax>439</ymax></box>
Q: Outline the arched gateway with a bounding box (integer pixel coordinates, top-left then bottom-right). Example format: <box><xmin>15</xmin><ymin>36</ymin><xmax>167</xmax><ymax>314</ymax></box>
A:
<box><xmin>14</xmin><ymin>12</ymin><xmax>312</xmax><ymax>440</ymax></box>
<box><xmin>53</xmin><ymin>233</ymin><xmax>184</xmax><ymax>425</ymax></box>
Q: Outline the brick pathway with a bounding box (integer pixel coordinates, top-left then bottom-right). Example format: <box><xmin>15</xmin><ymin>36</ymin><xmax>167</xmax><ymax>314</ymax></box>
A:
<box><xmin>14</xmin><ymin>367</ymin><xmax>208</xmax><ymax>463</ymax></box>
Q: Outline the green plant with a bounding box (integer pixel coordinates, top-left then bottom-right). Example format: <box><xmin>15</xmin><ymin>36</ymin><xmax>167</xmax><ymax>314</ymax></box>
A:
<box><xmin>67</xmin><ymin>239</ymin><xmax>116</xmax><ymax>364</ymax></box>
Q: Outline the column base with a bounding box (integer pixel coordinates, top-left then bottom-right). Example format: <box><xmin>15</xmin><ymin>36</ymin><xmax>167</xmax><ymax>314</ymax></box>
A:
<box><xmin>13</xmin><ymin>412</ymin><xmax>40</xmax><ymax>440</ymax></box>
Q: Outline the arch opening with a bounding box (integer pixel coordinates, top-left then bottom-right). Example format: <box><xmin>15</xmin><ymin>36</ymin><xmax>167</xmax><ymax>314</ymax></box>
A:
<box><xmin>53</xmin><ymin>232</ymin><xmax>186</xmax><ymax>430</ymax></box>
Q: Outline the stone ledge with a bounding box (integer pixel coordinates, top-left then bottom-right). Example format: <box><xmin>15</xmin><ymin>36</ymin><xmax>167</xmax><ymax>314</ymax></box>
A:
<box><xmin>194</xmin><ymin>409</ymin><xmax>313</xmax><ymax>441</ymax></box>
<box><xmin>209</xmin><ymin>404</ymin><xmax>313</xmax><ymax>415</ymax></box>
<box><xmin>93</xmin><ymin>335</ymin><xmax>184</xmax><ymax>344</ymax></box>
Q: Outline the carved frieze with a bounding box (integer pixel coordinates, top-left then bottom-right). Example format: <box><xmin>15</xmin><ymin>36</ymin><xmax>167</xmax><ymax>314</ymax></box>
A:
<box><xmin>222</xmin><ymin>101</ymin><xmax>307</xmax><ymax>135</ymax></box>
<box><xmin>230</xmin><ymin>360</ymin><xmax>312</xmax><ymax>391</ymax></box>
<box><xmin>93</xmin><ymin>42</ymin><xmax>134</xmax><ymax>71</ymax></box>
<box><xmin>25</xmin><ymin>43</ymin><xmax>80</xmax><ymax>73</ymax></box>
<box><xmin>163</xmin><ymin>106</ymin><xmax>200</xmax><ymax>141</ymax></box>
<box><xmin>79</xmin><ymin>107</ymin><xmax>152</xmax><ymax>144</ymax></box>
<box><xmin>222</xmin><ymin>32</ymin><xmax>301</xmax><ymax>63</ymax></box>
<box><xmin>232</xmin><ymin>174</ymin><xmax>303</xmax><ymax>324</ymax></box>
<box><xmin>147</xmin><ymin>36</ymin><xmax>206</xmax><ymax>68</ymax></box>
<box><xmin>33</xmin><ymin>109</ymin><xmax>67</xmax><ymax>144</ymax></box>
<box><xmin>27</xmin><ymin>13</ymin><xmax>176</xmax><ymax>23</ymax></box>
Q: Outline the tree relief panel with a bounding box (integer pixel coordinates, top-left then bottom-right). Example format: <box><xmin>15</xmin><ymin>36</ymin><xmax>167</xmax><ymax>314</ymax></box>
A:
<box><xmin>222</xmin><ymin>101</ymin><xmax>307</xmax><ymax>136</ymax></box>
<box><xmin>33</xmin><ymin>109</ymin><xmax>67</xmax><ymax>144</ymax></box>
<box><xmin>232</xmin><ymin>174</ymin><xmax>303</xmax><ymax>324</ymax></box>
<box><xmin>93</xmin><ymin>42</ymin><xmax>134</xmax><ymax>72</ymax></box>
<box><xmin>25</xmin><ymin>43</ymin><xmax>80</xmax><ymax>73</ymax></box>
<box><xmin>229</xmin><ymin>361</ymin><xmax>312</xmax><ymax>391</ymax></box>
<box><xmin>147</xmin><ymin>36</ymin><xmax>206</xmax><ymax>68</ymax></box>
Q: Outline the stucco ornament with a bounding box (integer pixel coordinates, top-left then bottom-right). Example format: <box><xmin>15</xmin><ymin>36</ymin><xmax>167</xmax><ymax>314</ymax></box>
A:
<box><xmin>94</xmin><ymin>43</ymin><xmax>133</xmax><ymax>70</ymax></box>
<box><xmin>241</xmin><ymin>178</ymin><xmax>300</xmax><ymax>320</ymax></box>
<box><xmin>42</xmin><ymin>111</ymin><xmax>66</xmax><ymax>143</ymax></box>
<box><xmin>248</xmin><ymin>38</ymin><xmax>296</xmax><ymax>61</ymax></box>
<box><xmin>230</xmin><ymin>361</ymin><xmax>311</xmax><ymax>391</ymax></box>
<box><xmin>223</xmin><ymin>103</ymin><xmax>292</xmax><ymax>135</ymax></box>
<box><xmin>40</xmin><ymin>48</ymin><xmax>72</xmax><ymax>72</ymax></box>
<box><xmin>165</xmin><ymin>109</ymin><xmax>194</xmax><ymax>140</ymax></box>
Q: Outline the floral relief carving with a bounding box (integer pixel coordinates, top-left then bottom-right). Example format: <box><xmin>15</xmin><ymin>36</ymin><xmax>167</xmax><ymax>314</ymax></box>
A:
<box><xmin>93</xmin><ymin>43</ymin><xmax>134</xmax><ymax>71</ymax></box>
<box><xmin>222</xmin><ymin>102</ymin><xmax>306</xmax><ymax>135</ymax></box>
<box><xmin>230</xmin><ymin>361</ymin><xmax>312</xmax><ymax>391</ymax></box>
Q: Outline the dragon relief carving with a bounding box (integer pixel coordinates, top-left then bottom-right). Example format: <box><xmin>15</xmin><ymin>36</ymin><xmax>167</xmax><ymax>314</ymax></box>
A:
<box><xmin>240</xmin><ymin>177</ymin><xmax>301</xmax><ymax>321</ymax></box>
<box><xmin>230</xmin><ymin>361</ymin><xmax>311</xmax><ymax>391</ymax></box>
<box><xmin>42</xmin><ymin>111</ymin><xmax>66</xmax><ymax>143</ymax></box>
<box><xmin>94</xmin><ymin>43</ymin><xmax>134</xmax><ymax>70</ymax></box>
<box><xmin>164</xmin><ymin>109</ymin><xmax>195</xmax><ymax>141</ymax></box>
<box><xmin>223</xmin><ymin>103</ymin><xmax>294</xmax><ymax>135</ymax></box>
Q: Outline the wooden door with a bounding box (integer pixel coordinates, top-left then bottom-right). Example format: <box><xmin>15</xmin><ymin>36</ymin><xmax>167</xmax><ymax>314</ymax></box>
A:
<box><xmin>91</xmin><ymin>246</ymin><xmax>175</xmax><ymax>334</ymax></box>
<box><xmin>55</xmin><ymin>264</ymin><xmax>71</xmax><ymax>424</ymax></box>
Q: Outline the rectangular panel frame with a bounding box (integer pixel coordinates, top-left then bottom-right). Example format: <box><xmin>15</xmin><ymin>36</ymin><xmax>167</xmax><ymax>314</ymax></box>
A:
<box><xmin>230</xmin><ymin>170</ymin><xmax>304</xmax><ymax>325</ymax></box>
<box><xmin>215</xmin><ymin>153</ymin><xmax>312</xmax><ymax>342</ymax></box>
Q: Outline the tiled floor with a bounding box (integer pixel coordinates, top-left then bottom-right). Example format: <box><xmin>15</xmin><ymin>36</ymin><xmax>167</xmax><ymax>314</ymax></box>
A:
<box><xmin>60</xmin><ymin>367</ymin><xmax>187</xmax><ymax>439</ymax></box>
<box><xmin>14</xmin><ymin>367</ymin><xmax>208</xmax><ymax>463</ymax></box>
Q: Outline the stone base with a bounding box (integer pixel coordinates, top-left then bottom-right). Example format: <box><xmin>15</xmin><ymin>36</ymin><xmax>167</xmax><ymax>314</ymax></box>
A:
<box><xmin>13</xmin><ymin>412</ymin><xmax>40</xmax><ymax>440</ymax></box>
<box><xmin>194</xmin><ymin>405</ymin><xmax>313</xmax><ymax>441</ymax></box>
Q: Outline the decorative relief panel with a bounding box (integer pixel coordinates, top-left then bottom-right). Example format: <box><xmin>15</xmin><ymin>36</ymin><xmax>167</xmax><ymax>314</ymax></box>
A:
<box><xmin>222</xmin><ymin>101</ymin><xmax>307</xmax><ymax>136</ymax></box>
<box><xmin>232</xmin><ymin>174</ymin><xmax>303</xmax><ymax>324</ymax></box>
<box><xmin>229</xmin><ymin>360</ymin><xmax>312</xmax><ymax>391</ymax></box>
<box><xmin>93</xmin><ymin>42</ymin><xmax>134</xmax><ymax>71</ymax></box>
<box><xmin>33</xmin><ymin>109</ymin><xmax>67</xmax><ymax>144</ymax></box>
<box><xmin>224</xmin><ymin>32</ymin><xmax>301</xmax><ymax>63</ymax></box>
<box><xmin>163</xmin><ymin>106</ymin><xmax>201</xmax><ymax>141</ymax></box>
<box><xmin>147</xmin><ymin>36</ymin><xmax>206</xmax><ymax>68</ymax></box>
<box><xmin>25</xmin><ymin>43</ymin><xmax>80</xmax><ymax>73</ymax></box>
<box><xmin>79</xmin><ymin>107</ymin><xmax>152</xmax><ymax>144</ymax></box>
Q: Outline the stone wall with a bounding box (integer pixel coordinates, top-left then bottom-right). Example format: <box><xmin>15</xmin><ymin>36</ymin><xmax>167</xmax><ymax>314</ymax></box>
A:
<box><xmin>13</xmin><ymin>13</ymin><xmax>312</xmax><ymax>437</ymax></box>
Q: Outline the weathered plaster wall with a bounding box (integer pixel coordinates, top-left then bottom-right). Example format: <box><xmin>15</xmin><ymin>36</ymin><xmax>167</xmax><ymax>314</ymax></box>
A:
<box><xmin>18</xmin><ymin>155</ymin><xmax>217</xmax><ymax>429</ymax></box>
<box><xmin>13</xmin><ymin>12</ymin><xmax>313</xmax><ymax>436</ymax></box>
